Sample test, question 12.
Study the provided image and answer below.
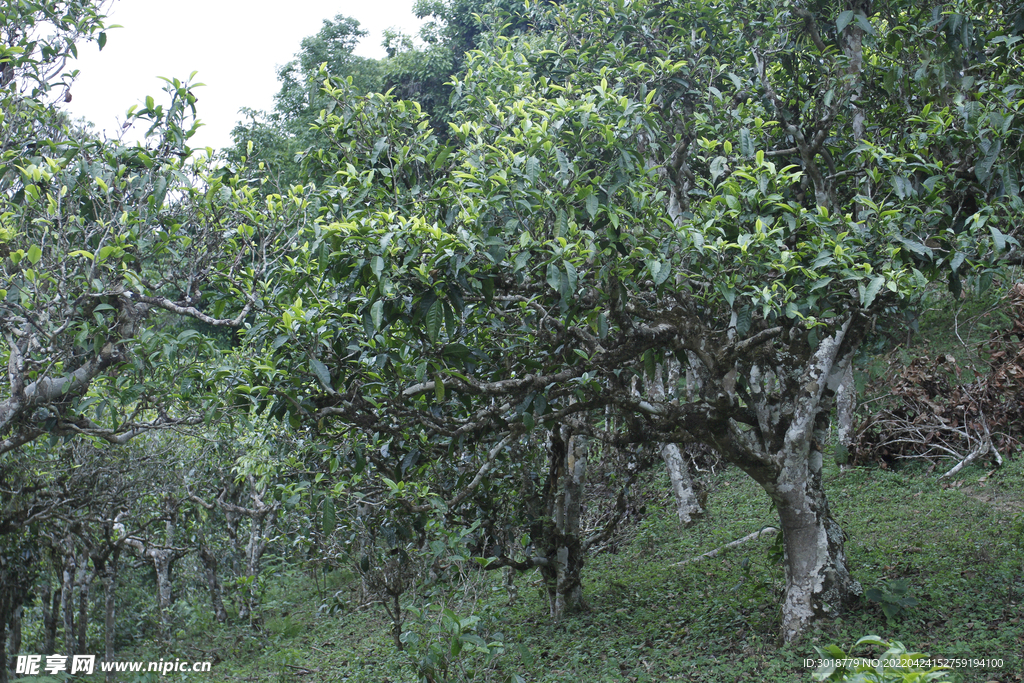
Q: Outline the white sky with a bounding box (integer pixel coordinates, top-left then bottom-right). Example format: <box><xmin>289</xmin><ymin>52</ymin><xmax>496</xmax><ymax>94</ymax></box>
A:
<box><xmin>65</xmin><ymin>0</ymin><xmax>425</xmax><ymax>151</ymax></box>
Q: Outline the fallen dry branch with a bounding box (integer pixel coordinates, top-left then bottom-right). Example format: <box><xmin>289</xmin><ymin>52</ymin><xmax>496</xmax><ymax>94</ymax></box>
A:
<box><xmin>939</xmin><ymin>417</ymin><xmax>1003</xmax><ymax>478</ymax></box>
<box><xmin>672</xmin><ymin>527</ymin><xmax>778</xmax><ymax>567</ymax></box>
<box><xmin>852</xmin><ymin>283</ymin><xmax>1024</xmax><ymax>471</ymax></box>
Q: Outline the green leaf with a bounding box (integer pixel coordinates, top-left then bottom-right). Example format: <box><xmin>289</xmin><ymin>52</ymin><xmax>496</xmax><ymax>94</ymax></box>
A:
<box><xmin>897</xmin><ymin>237</ymin><xmax>933</xmax><ymax>258</ymax></box>
<box><xmin>524</xmin><ymin>156</ymin><xmax>540</xmax><ymax>183</ymax></box>
<box><xmin>860</xmin><ymin>275</ymin><xmax>885</xmax><ymax>308</ymax></box>
<box><xmin>976</xmin><ymin>139</ymin><xmax>1001</xmax><ymax>184</ymax></box>
<box><xmin>950</xmin><ymin>251</ymin><xmax>966</xmax><ymax>272</ymax></box>
<box><xmin>426</xmin><ymin>300</ymin><xmax>443</xmax><ymax>343</ymax></box>
<box><xmin>555</xmin><ymin>209</ymin><xmax>568</xmax><ymax>239</ymax></box>
<box><xmin>98</xmin><ymin>31</ymin><xmax>107</xmax><ymax>50</ymax></box>
<box><xmin>555</xmin><ymin>147</ymin><xmax>570</xmax><ymax>176</ymax></box>
<box><xmin>651</xmin><ymin>259</ymin><xmax>671</xmax><ymax>286</ymax></box>
<box><xmin>1002</xmin><ymin>162</ymin><xmax>1020</xmax><ymax>197</ymax></box>
<box><xmin>810</xmin><ymin>276</ymin><xmax>834</xmax><ymax>291</ymax></box>
<box><xmin>151</xmin><ymin>176</ymin><xmax>168</xmax><ymax>209</ymax></box>
<box><xmin>310</xmin><ymin>358</ymin><xmax>332</xmax><ymax>391</ymax></box>
<box><xmin>546</xmin><ymin>262</ymin><xmax>561</xmax><ymax>291</ymax></box>
<box><xmin>854</xmin><ymin>13</ymin><xmax>876</xmax><ymax>35</ymax></box>
<box><xmin>710</xmin><ymin>156</ymin><xmax>728</xmax><ymax>182</ymax></box>
<box><xmin>836</xmin><ymin>10</ymin><xmax>854</xmax><ymax>34</ymax></box>
<box><xmin>563</xmin><ymin>260</ymin><xmax>578</xmax><ymax>295</ymax></box>
<box><xmin>739</xmin><ymin>128</ymin><xmax>754</xmax><ymax>157</ymax></box>
<box><xmin>322</xmin><ymin>498</ymin><xmax>336</xmax><ymax>536</ymax></box>
<box><xmin>370</xmin><ymin>255</ymin><xmax>384</xmax><ymax>279</ymax></box>
<box><xmin>26</xmin><ymin>244</ymin><xmax>42</xmax><ymax>264</ymax></box>
<box><xmin>585</xmin><ymin>192</ymin><xmax>599</xmax><ymax>220</ymax></box>
<box><xmin>852</xmin><ymin>635</ymin><xmax>887</xmax><ymax>649</ymax></box>
<box><xmin>370</xmin><ymin>300</ymin><xmax>384</xmax><ymax>330</ymax></box>
<box><xmin>990</xmin><ymin>226</ymin><xmax>1007</xmax><ymax>252</ymax></box>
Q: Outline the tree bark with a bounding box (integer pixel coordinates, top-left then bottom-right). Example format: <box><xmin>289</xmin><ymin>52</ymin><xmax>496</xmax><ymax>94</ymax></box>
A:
<box><xmin>706</xmin><ymin>320</ymin><xmax>863</xmax><ymax>641</ymax></box>
<box><xmin>835</xmin><ymin>361</ymin><xmax>855</xmax><ymax>449</ymax></box>
<box><xmin>61</xmin><ymin>548</ymin><xmax>77</xmax><ymax>656</ymax></box>
<box><xmin>41</xmin><ymin>580</ymin><xmax>58</xmax><ymax>655</ymax></box>
<box><xmin>646</xmin><ymin>361</ymin><xmax>704</xmax><ymax>527</ymax></box>
<box><xmin>102</xmin><ymin>548</ymin><xmax>119</xmax><ymax>683</ymax></box>
<box><xmin>121</xmin><ymin>534</ymin><xmax>184</xmax><ymax>643</ymax></box>
<box><xmin>7</xmin><ymin>602</ymin><xmax>21</xmax><ymax>671</ymax></box>
<box><xmin>198</xmin><ymin>545</ymin><xmax>228</xmax><ymax>623</ymax></box>
<box><xmin>731</xmin><ymin>409</ymin><xmax>860</xmax><ymax>642</ymax></box>
<box><xmin>77</xmin><ymin>568</ymin><xmax>90</xmax><ymax>655</ymax></box>
<box><xmin>152</xmin><ymin>550</ymin><xmax>175</xmax><ymax>640</ymax></box>
<box><xmin>542</xmin><ymin>428</ymin><xmax>587</xmax><ymax>618</ymax></box>
<box><xmin>0</xmin><ymin>598</ymin><xmax>8</xmax><ymax>683</ymax></box>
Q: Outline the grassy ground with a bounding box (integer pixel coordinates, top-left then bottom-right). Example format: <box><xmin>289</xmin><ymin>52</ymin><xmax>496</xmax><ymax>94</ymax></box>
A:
<box><xmin>103</xmin><ymin>452</ymin><xmax>1023</xmax><ymax>683</ymax></box>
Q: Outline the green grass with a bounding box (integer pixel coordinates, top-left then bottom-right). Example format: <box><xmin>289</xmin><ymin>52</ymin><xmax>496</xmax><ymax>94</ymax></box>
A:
<box><xmin>104</xmin><ymin>454</ymin><xmax>1023</xmax><ymax>683</ymax></box>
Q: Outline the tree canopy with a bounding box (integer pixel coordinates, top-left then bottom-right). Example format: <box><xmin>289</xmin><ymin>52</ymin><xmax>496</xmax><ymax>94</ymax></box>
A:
<box><xmin>221</xmin><ymin>0</ymin><xmax>1024</xmax><ymax>641</ymax></box>
<box><xmin>1</xmin><ymin>0</ymin><xmax>1022</xmax><ymax>671</ymax></box>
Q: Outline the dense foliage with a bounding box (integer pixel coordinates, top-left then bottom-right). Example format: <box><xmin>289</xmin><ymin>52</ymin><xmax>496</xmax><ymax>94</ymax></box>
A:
<box><xmin>1</xmin><ymin>0</ymin><xmax>1023</xmax><ymax>680</ymax></box>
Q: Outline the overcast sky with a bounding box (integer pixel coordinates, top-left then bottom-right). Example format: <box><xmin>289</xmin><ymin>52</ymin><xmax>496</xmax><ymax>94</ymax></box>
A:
<box><xmin>66</xmin><ymin>0</ymin><xmax>425</xmax><ymax>151</ymax></box>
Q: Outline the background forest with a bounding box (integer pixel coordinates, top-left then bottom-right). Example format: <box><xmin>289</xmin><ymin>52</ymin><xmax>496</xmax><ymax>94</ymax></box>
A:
<box><xmin>2</xmin><ymin>0</ymin><xmax>1023</xmax><ymax>681</ymax></box>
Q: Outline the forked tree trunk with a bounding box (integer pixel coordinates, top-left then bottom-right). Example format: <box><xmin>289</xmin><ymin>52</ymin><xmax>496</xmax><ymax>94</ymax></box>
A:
<box><xmin>709</xmin><ymin>319</ymin><xmax>863</xmax><ymax>641</ymax></box>
<box><xmin>735</xmin><ymin>415</ymin><xmax>860</xmax><ymax>642</ymax></box>
<box><xmin>121</xmin><ymin>536</ymin><xmax>182</xmax><ymax>642</ymax></box>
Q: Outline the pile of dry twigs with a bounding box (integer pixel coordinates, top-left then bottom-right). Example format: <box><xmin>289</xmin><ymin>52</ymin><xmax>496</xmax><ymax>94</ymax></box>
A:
<box><xmin>851</xmin><ymin>283</ymin><xmax>1024</xmax><ymax>477</ymax></box>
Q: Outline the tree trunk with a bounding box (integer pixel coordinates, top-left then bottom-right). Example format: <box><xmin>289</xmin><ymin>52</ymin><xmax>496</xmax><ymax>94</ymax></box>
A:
<box><xmin>840</xmin><ymin>0</ymin><xmax>874</xmax><ymax>216</ymax></box>
<box><xmin>61</xmin><ymin>549</ymin><xmax>77</xmax><ymax>656</ymax></box>
<box><xmin>42</xmin><ymin>580</ymin><xmax>58</xmax><ymax>655</ymax></box>
<box><xmin>151</xmin><ymin>550</ymin><xmax>175</xmax><ymax>641</ymax></box>
<box><xmin>662</xmin><ymin>443</ymin><xmax>703</xmax><ymax>527</ymax></box>
<box><xmin>835</xmin><ymin>361</ymin><xmax>855</xmax><ymax>450</ymax></box>
<box><xmin>646</xmin><ymin>361</ymin><xmax>704</xmax><ymax>527</ymax></box>
<box><xmin>0</xmin><ymin>597</ymin><xmax>8</xmax><ymax>683</ymax></box>
<box><xmin>542</xmin><ymin>428</ymin><xmax>587</xmax><ymax>618</ymax></box>
<box><xmin>77</xmin><ymin>569</ymin><xmax>90</xmax><ymax>655</ymax></box>
<box><xmin>710</xmin><ymin>319</ymin><xmax>863</xmax><ymax>641</ymax></box>
<box><xmin>735</xmin><ymin>414</ymin><xmax>861</xmax><ymax>642</ymax></box>
<box><xmin>198</xmin><ymin>545</ymin><xmax>228</xmax><ymax>623</ymax></box>
<box><xmin>103</xmin><ymin>548</ymin><xmax>119</xmax><ymax>683</ymax></box>
<box><xmin>7</xmin><ymin>603</ymin><xmax>22</xmax><ymax>674</ymax></box>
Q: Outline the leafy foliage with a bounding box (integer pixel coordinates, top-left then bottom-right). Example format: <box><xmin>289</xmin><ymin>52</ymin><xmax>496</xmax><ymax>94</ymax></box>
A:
<box><xmin>864</xmin><ymin>579</ymin><xmax>920</xmax><ymax>622</ymax></box>
<box><xmin>812</xmin><ymin>636</ymin><xmax>950</xmax><ymax>682</ymax></box>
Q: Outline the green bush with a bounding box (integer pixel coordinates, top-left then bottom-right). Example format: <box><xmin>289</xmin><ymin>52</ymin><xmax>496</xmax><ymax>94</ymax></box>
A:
<box><xmin>810</xmin><ymin>636</ymin><xmax>951</xmax><ymax>682</ymax></box>
<box><xmin>864</xmin><ymin>579</ymin><xmax>919</xmax><ymax>622</ymax></box>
